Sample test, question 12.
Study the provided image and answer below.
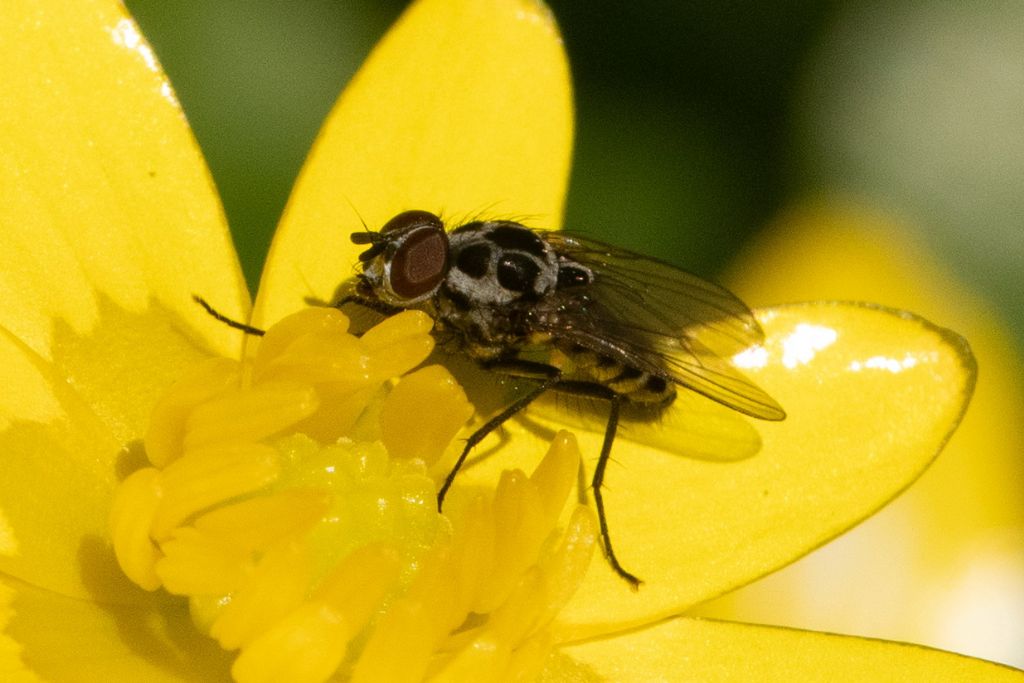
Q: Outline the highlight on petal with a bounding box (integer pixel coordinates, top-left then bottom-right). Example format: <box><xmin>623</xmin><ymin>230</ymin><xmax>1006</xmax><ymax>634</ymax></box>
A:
<box><xmin>699</xmin><ymin>200</ymin><xmax>1024</xmax><ymax>666</ymax></box>
<box><xmin>452</xmin><ymin>302</ymin><xmax>976</xmax><ymax>639</ymax></box>
<box><xmin>557</xmin><ymin>617</ymin><xmax>1024</xmax><ymax>682</ymax></box>
<box><xmin>255</xmin><ymin>0</ymin><xmax>573</xmax><ymax>325</ymax></box>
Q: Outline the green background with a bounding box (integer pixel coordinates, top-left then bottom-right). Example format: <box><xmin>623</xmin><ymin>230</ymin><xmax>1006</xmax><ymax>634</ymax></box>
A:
<box><xmin>124</xmin><ymin>1</ymin><xmax>1023</xmax><ymax>351</ymax></box>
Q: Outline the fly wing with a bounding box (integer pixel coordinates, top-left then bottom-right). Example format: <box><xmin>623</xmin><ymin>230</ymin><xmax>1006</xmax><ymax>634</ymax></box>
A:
<box><xmin>538</xmin><ymin>232</ymin><xmax>786</xmax><ymax>421</ymax></box>
<box><xmin>528</xmin><ymin>387</ymin><xmax>765</xmax><ymax>462</ymax></box>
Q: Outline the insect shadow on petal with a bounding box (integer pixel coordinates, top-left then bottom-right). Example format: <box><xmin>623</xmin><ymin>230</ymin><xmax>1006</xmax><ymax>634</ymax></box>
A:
<box><xmin>196</xmin><ymin>210</ymin><xmax>785</xmax><ymax>589</ymax></box>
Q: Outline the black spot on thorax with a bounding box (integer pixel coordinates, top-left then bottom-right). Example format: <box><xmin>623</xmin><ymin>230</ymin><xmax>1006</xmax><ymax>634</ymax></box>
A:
<box><xmin>496</xmin><ymin>253</ymin><xmax>541</xmax><ymax>294</ymax></box>
<box><xmin>487</xmin><ymin>224</ymin><xmax>548</xmax><ymax>257</ymax></box>
<box><xmin>454</xmin><ymin>243</ymin><xmax>491</xmax><ymax>279</ymax></box>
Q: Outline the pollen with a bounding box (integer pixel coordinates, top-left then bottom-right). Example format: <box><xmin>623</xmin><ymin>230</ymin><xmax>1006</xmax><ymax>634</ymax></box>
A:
<box><xmin>109</xmin><ymin>307</ymin><xmax>596</xmax><ymax>682</ymax></box>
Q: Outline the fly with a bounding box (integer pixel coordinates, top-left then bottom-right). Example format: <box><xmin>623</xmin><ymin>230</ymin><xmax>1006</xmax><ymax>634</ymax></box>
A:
<box><xmin>196</xmin><ymin>209</ymin><xmax>786</xmax><ymax>589</ymax></box>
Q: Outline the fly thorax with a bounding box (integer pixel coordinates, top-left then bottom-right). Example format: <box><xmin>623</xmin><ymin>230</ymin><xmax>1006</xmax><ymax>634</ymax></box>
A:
<box><xmin>436</xmin><ymin>222</ymin><xmax>559</xmax><ymax>347</ymax></box>
<box><xmin>447</xmin><ymin>222</ymin><xmax>559</xmax><ymax>304</ymax></box>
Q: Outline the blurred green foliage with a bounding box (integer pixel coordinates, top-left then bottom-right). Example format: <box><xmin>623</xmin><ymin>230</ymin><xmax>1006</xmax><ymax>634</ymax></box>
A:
<box><xmin>123</xmin><ymin>0</ymin><xmax>827</xmax><ymax>282</ymax></box>
<box><xmin>124</xmin><ymin>2</ymin><xmax>398</xmax><ymax>293</ymax></box>
<box><xmin>125</xmin><ymin>0</ymin><xmax>1022</xmax><ymax>348</ymax></box>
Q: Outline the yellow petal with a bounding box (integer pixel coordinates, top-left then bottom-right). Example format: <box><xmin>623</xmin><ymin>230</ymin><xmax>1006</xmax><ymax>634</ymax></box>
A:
<box><xmin>254</xmin><ymin>0</ymin><xmax>573</xmax><ymax>325</ymax></box>
<box><xmin>0</xmin><ymin>1</ymin><xmax>248</xmax><ymax>360</ymax></box>
<box><xmin>460</xmin><ymin>303</ymin><xmax>974</xmax><ymax>638</ymax></box>
<box><xmin>0</xmin><ymin>0</ymin><xmax>247</xmax><ymax>600</ymax></box>
<box><xmin>702</xmin><ymin>201</ymin><xmax>1024</xmax><ymax>664</ymax></box>
<box><xmin>0</xmin><ymin>577</ymin><xmax>232</xmax><ymax>681</ymax></box>
<box><xmin>0</xmin><ymin>336</ymin><xmax>141</xmax><ymax>600</ymax></box>
<box><xmin>557</xmin><ymin>617</ymin><xmax>1023</xmax><ymax>682</ymax></box>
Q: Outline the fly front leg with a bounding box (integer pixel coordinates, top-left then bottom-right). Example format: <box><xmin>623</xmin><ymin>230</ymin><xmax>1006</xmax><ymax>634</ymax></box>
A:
<box><xmin>193</xmin><ymin>295</ymin><xmax>266</xmax><ymax>336</ymax></box>
<box><xmin>333</xmin><ymin>291</ymin><xmax>406</xmax><ymax>317</ymax></box>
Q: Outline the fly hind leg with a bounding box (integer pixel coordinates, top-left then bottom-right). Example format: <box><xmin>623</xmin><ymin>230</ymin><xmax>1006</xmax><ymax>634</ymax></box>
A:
<box><xmin>550</xmin><ymin>380</ymin><xmax>641</xmax><ymax>590</ymax></box>
<box><xmin>456</xmin><ymin>358</ymin><xmax>642</xmax><ymax>589</ymax></box>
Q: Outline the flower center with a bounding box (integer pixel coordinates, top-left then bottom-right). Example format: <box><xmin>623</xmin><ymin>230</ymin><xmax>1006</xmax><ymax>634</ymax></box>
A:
<box><xmin>109</xmin><ymin>307</ymin><xmax>596</xmax><ymax>682</ymax></box>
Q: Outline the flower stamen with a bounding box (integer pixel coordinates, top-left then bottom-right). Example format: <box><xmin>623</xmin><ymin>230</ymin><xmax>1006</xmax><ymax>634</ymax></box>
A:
<box><xmin>109</xmin><ymin>307</ymin><xmax>596</xmax><ymax>682</ymax></box>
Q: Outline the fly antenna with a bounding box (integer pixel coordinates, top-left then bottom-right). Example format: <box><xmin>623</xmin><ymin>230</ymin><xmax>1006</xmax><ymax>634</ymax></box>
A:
<box><xmin>339</xmin><ymin>193</ymin><xmax>381</xmax><ymax>245</ymax></box>
<box><xmin>351</xmin><ymin>230</ymin><xmax>385</xmax><ymax>246</ymax></box>
<box><xmin>340</xmin><ymin>193</ymin><xmax>370</xmax><ymax>229</ymax></box>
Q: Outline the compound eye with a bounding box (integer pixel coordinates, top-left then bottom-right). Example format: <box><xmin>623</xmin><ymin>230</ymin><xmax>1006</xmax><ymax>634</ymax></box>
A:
<box><xmin>381</xmin><ymin>210</ymin><xmax>443</xmax><ymax>235</ymax></box>
<box><xmin>389</xmin><ymin>222</ymin><xmax>449</xmax><ymax>300</ymax></box>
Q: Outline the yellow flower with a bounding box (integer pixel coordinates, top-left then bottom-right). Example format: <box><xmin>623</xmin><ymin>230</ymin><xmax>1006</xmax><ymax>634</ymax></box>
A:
<box><xmin>0</xmin><ymin>1</ymin><xmax>1018</xmax><ymax>682</ymax></box>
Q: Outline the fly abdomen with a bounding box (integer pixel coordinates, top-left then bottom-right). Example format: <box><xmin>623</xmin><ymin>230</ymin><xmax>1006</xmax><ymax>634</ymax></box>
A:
<box><xmin>629</xmin><ymin>373</ymin><xmax>676</xmax><ymax>406</ymax></box>
<box><xmin>564</xmin><ymin>342</ymin><xmax>677</xmax><ymax>406</ymax></box>
<box><xmin>605</xmin><ymin>365</ymin><xmax>646</xmax><ymax>394</ymax></box>
<box><xmin>604</xmin><ymin>365</ymin><xmax>675</xmax><ymax>405</ymax></box>
<box><xmin>563</xmin><ymin>344</ymin><xmax>619</xmax><ymax>381</ymax></box>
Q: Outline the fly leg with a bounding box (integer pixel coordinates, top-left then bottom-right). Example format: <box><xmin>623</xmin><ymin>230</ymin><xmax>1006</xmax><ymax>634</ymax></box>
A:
<box><xmin>437</xmin><ymin>359</ymin><xmax>562</xmax><ymax>508</ymax></box>
<box><xmin>193</xmin><ymin>295</ymin><xmax>266</xmax><ymax>336</ymax></box>
<box><xmin>194</xmin><ymin>293</ymin><xmax>391</xmax><ymax>336</ymax></box>
<box><xmin>451</xmin><ymin>358</ymin><xmax>642</xmax><ymax>589</ymax></box>
<box><xmin>548</xmin><ymin>380</ymin><xmax>641</xmax><ymax>590</ymax></box>
<box><xmin>333</xmin><ymin>293</ymin><xmax>405</xmax><ymax>317</ymax></box>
